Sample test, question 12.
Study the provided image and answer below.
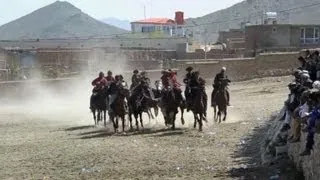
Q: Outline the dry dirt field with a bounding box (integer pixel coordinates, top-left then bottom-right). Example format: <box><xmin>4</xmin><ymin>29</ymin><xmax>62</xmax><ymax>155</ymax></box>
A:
<box><xmin>0</xmin><ymin>76</ymin><xmax>300</xmax><ymax>180</ymax></box>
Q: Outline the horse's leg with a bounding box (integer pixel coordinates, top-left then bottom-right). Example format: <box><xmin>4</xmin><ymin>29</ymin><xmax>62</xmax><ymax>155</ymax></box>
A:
<box><xmin>103</xmin><ymin>110</ymin><xmax>107</xmax><ymax>127</ymax></box>
<box><xmin>92</xmin><ymin>110</ymin><xmax>97</xmax><ymax>126</ymax></box>
<box><xmin>223</xmin><ymin>107</ymin><xmax>227</xmax><ymax>121</ymax></box>
<box><xmin>218</xmin><ymin>110</ymin><xmax>222</xmax><ymax>123</ymax></box>
<box><xmin>154</xmin><ymin>106</ymin><xmax>159</xmax><ymax>117</ymax></box>
<box><xmin>214</xmin><ymin>105</ymin><xmax>217</xmax><ymax>122</ymax></box>
<box><xmin>180</xmin><ymin>106</ymin><xmax>185</xmax><ymax>125</ymax></box>
<box><xmin>199</xmin><ymin>113</ymin><xmax>203</xmax><ymax>132</ymax></box>
<box><xmin>146</xmin><ymin>110</ymin><xmax>151</xmax><ymax>124</ymax></box>
<box><xmin>122</xmin><ymin>115</ymin><xmax>125</xmax><ymax>132</ymax></box>
<box><xmin>149</xmin><ymin>108</ymin><xmax>155</xmax><ymax>119</ymax></box>
<box><xmin>171</xmin><ymin>113</ymin><xmax>176</xmax><ymax>130</ymax></box>
<box><xmin>193</xmin><ymin>113</ymin><xmax>197</xmax><ymax>129</ymax></box>
<box><xmin>110</xmin><ymin>115</ymin><xmax>117</xmax><ymax>133</ymax></box>
<box><xmin>135</xmin><ymin>114</ymin><xmax>139</xmax><ymax>131</ymax></box>
<box><xmin>129</xmin><ymin>113</ymin><xmax>133</xmax><ymax>130</ymax></box>
<box><xmin>115</xmin><ymin>117</ymin><xmax>119</xmax><ymax>132</ymax></box>
<box><xmin>139</xmin><ymin>112</ymin><xmax>144</xmax><ymax>129</ymax></box>
<box><xmin>98</xmin><ymin>110</ymin><xmax>101</xmax><ymax>122</ymax></box>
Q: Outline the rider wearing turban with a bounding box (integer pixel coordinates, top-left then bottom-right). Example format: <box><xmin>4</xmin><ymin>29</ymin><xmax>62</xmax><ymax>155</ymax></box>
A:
<box><xmin>212</xmin><ymin>67</ymin><xmax>231</xmax><ymax>106</ymax></box>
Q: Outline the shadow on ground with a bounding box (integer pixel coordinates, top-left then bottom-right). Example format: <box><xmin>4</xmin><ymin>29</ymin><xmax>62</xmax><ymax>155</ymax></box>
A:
<box><xmin>222</xmin><ymin>120</ymin><xmax>304</xmax><ymax>180</ymax></box>
<box><xmin>65</xmin><ymin>125</ymin><xmax>95</xmax><ymax>131</ymax></box>
<box><xmin>77</xmin><ymin>127</ymin><xmax>186</xmax><ymax>139</ymax></box>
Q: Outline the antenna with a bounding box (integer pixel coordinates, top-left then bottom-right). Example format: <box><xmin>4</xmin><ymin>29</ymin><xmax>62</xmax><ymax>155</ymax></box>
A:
<box><xmin>144</xmin><ymin>4</ymin><xmax>146</xmax><ymax>19</ymax></box>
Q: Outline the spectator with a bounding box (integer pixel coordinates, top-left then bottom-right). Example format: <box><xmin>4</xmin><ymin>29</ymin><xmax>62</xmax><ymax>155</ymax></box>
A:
<box><xmin>300</xmin><ymin>90</ymin><xmax>320</xmax><ymax>156</ymax></box>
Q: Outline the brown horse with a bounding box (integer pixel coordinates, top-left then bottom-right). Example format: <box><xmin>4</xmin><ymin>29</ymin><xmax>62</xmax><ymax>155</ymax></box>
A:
<box><xmin>213</xmin><ymin>88</ymin><xmax>228</xmax><ymax>123</ymax></box>
<box><xmin>90</xmin><ymin>87</ymin><xmax>108</xmax><ymax>126</ymax></box>
<box><xmin>128</xmin><ymin>86</ymin><xmax>147</xmax><ymax>131</ymax></box>
<box><xmin>191</xmin><ymin>87</ymin><xmax>206</xmax><ymax>131</ymax></box>
<box><xmin>109</xmin><ymin>84</ymin><xmax>130</xmax><ymax>132</ymax></box>
<box><xmin>159</xmin><ymin>86</ymin><xmax>181</xmax><ymax>130</ymax></box>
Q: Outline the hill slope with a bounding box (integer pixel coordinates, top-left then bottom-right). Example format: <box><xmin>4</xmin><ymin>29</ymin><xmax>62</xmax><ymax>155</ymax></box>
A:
<box><xmin>100</xmin><ymin>17</ymin><xmax>131</xmax><ymax>31</ymax></box>
<box><xmin>186</xmin><ymin>0</ymin><xmax>320</xmax><ymax>43</ymax></box>
<box><xmin>0</xmin><ymin>1</ymin><xmax>127</xmax><ymax>40</ymax></box>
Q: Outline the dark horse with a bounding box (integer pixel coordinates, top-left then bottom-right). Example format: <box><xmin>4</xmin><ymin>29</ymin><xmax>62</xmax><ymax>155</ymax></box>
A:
<box><xmin>90</xmin><ymin>87</ymin><xmax>108</xmax><ymax>126</ymax></box>
<box><xmin>212</xmin><ymin>85</ymin><xmax>228</xmax><ymax>123</ymax></box>
<box><xmin>191</xmin><ymin>87</ymin><xmax>206</xmax><ymax>131</ymax></box>
<box><xmin>109</xmin><ymin>84</ymin><xmax>130</xmax><ymax>133</ymax></box>
<box><xmin>159</xmin><ymin>86</ymin><xmax>180</xmax><ymax>130</ymax></box>
<box><xmin>128</xmin><ymin>85</ymin><xmax>148</xmax><ymax>130</ymax></box>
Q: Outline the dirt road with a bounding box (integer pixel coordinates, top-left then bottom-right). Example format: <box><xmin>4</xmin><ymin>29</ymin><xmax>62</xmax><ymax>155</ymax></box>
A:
<box><xmin>0</xmin><ymin>76</ymin><xmax>294</xmax><ymax>180</ymax></box>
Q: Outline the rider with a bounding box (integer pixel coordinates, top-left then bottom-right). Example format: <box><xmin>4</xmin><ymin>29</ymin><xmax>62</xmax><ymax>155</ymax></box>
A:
<box><xmin>106</xmin><ymin>70</ymin><xmax>115</xmax><ymax>82</ymax></box>
<box><xmin>90</xmin><ymin>72</ymin><xmax>108</xmax><ymax>109</ymax></box>
<box><xmin>189</xmin><ymin>71</ymin><xmax>208</xmax><ymax>119</ymax></box>
<box><xmin>212</xmin><ymin>67</ymin><xmax>231</xmax><ymax>106</ymax></box>
<box><xmin>108</xmin><ymin>75</ymin><xmax>121</xmax><ymax>112</ymax></box>
<box><xmin>168</xmin><ymin>69</ymin><xmax>185</xmax><ymax>104</ymax></box>
<box><xmin>183</xmin><ymin>66</ymin><xmax>194</xmax><ymax>111</ymax></box>
<box><xmin>91</xmin><ymin>72</ymin><xmax>108</xmax><ymax>92</ymax></box>
<box><xmin>140</xmin><ymin>71</ymin><xmax>151</xmax><ymax>85</ymax></box>
<box><xmin>138</xmin><ymin>71</ymin><xmax>154</xmax><ymax>99</ymax></box>
<box><xmin>130</xmin><ymin>69</ymin><xmax>140</xmax><ymax>90</ymax></box>
<box><xmin>161</xmin><ymin>70</ymin><xmax>170</xmax><ymax>89</ymax></box>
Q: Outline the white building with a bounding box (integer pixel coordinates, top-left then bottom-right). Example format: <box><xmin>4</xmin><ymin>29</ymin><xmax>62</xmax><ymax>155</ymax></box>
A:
<box><xmin>131</xmin><ymin>12</ymin><xmax>186</xmax><ymax>37</ymax></box>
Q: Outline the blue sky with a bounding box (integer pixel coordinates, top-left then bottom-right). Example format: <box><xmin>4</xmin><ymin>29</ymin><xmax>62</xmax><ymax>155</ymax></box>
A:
<box><xmin>0</xmin><ymin>0</ymin><xmax>243</xmax><ymax>25</ymax></box>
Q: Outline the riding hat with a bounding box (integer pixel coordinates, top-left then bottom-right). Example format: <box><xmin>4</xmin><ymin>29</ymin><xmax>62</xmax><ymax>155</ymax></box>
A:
<box><xmin>186</xmin><ymin>66</ymin><xmax>193</xmax><ymax>72</ymax></box>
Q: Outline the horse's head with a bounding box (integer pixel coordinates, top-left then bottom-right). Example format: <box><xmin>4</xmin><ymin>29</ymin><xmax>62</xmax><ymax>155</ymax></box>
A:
<box><xmin>119</xmin><ymin>88</ymin><xmax>130</xmax><ymax>98</ymax></box>
<box><xmin>161</xmin><ymin>86</ymin><xmax>175</xmax><ymax>100</ymax></box>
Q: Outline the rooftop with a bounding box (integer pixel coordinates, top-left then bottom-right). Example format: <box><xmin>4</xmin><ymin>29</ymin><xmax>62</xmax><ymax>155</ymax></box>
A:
<box><xmin>131</xmin><ymin>18</ymin><xmax>175</xmax><ymax>25</ymax></box>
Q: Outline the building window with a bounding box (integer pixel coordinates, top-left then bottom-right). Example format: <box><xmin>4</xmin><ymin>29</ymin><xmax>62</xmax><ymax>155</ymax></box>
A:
<box><xmin>300</xmin><ymin>27</ymin><xmax>319</xmax><ymax>44</ymax></box>
<box><xmin>141</xmin><ymin>26</ymin><xmax>156</xmax><ymax>33</ymax></box>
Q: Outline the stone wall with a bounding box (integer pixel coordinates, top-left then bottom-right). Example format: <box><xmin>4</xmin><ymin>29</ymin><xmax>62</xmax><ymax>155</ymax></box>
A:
<box><xmin>261</xmin><ymin>107</ymin><xmax>320</xmax><ymax>180</ymax></box>
<box><xmin>0</xmin><ymin>52</ymin><xmax>301</xmax><ymax>98</ymax></box>
<box><xmin>175</xmin><ymin>52</ymin><xmax>300</xmax><ymax>82</ymax></box>
<box><xmin>288</xmin><ymin>130</ymin><xmax>320</xmax><ymax>180</ymax></box>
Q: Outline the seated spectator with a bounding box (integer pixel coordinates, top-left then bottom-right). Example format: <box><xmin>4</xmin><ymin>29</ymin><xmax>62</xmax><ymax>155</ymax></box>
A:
<box><xmin>300</xmin><ymin>90</ymin><xmax>320</xmax><ymax>156</ymax></box>
<box><xmin>281</xmin><ymin>82</ymin><xmax>300</xmax><ymax>132</ymax></box>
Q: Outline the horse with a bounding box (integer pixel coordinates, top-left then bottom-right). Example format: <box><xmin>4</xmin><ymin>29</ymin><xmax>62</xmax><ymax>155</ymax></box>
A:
<box><xmin>213</xmin><ymin>87</ymin><xmax>228</xmax><ymax>123</ymax></box>
<box><xmin>191</xmin><ymin>87</ymin><xmax>206</xmax><ymax>131</ymax></box>
<box><xmin>159</xmin><ymin>86</ymin><xmax>180</xmax><ymax>130</ymax></box>
<box><xmin>128</xmin><ymin>85</ymin><xmax>147</xmax><ymax>131</ymax></box>
<box><xmin>155</xmin><ymin>80</ymin><xmax>185</xmax><ymax>125</ymax></box>
<box><xmin>90</xmin><ymin>87</ymin><xmax>108</xmax><ymax>126</ymax></box>
<box><xmin>109</xmin><ymin>83</ymin><xmax>130</xmax><ymax>133</ymax></box>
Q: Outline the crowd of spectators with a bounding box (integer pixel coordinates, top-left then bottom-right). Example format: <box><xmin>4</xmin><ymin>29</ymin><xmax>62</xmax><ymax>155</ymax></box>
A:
<box><xmin>282</xmin><ymin>49</ymin><xmax>320</xmax><ymax>156</ymax></box>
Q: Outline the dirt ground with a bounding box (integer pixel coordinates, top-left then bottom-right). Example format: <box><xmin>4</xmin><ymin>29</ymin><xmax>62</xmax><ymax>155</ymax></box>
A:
<box><xmin>0</xmin><ymin>76</ymin><xmax>301</xmax><ymax>180</ymax></box>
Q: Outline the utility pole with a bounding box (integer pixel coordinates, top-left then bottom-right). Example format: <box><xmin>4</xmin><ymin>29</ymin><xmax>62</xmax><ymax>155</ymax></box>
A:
<box><xmin>144</xmin><ymin>4</ymin><xmax>146</xmax><ymax>19</ymax></box>
<box><xmin>203</xmin><ymin>28</ymin><xmax>208</xmax><ymax>61</ymax></box>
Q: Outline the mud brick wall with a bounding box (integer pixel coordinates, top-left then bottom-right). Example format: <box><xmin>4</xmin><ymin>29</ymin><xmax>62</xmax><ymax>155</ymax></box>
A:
<box><xmin>176</xmin><ymin>52</ymin><xmax>300</xmax><ymax>82</ymax></box>
<box><xmin>288</xmin><ymin>133</ymin><xmax>320</xmax><ymax>180</ymax></box>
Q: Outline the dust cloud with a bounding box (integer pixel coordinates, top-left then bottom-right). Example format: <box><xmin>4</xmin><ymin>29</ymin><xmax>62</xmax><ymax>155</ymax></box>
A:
<box><xmin>0</xmin><ymin>49</ymin><xmax>131</xmax><ymax>125</ymax></box>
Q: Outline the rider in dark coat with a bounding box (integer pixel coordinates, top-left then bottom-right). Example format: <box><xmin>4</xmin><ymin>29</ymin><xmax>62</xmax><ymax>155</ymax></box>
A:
<box><xmin>212</xmin><ymin>67</ymin><xmax>231</xmax><ymax>106</ymax></box>
<box><xmin>130</xmin><ymin>69</ymin><xmax>140</xmax><ymax>90</ymax></box>
<box><xmin>189</xmin><ymin>71</ymin><xmax>208</xmax><ymax>118</ymax></box>
<box><xmin>183</xmin><ymin>67</ymin><xmax>193</xmax><ymax>111</ymax></box>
